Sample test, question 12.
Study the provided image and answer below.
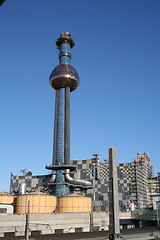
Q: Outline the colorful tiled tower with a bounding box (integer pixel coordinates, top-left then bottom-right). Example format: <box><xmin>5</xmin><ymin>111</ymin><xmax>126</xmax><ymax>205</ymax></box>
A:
<box><xmin>46</xmin><ymin>32</ymin><xmax>91</xmax><ymax>196</ymax></box>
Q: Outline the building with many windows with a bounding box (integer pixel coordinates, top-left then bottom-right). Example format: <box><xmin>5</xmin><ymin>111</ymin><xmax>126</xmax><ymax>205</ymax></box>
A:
<box><xmin>10</xmin><ymin>152</ymin><xmax>159</xmax><ymax>212</ymax></box>
<box><xmin>148</xmin><ymin>172</ymin><xmax>160</xmax><ymax>208</ymax></box>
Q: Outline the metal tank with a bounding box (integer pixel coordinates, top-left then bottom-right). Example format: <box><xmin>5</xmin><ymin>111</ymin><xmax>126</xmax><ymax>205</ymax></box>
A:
<box><xmin>14</xmin><ymin>192</ymin><xmax>57</xmax><ymax>214</ymax></box>
<box><xmin>57</xmin><ymin>193</ymin><xmax>91</xmax><ymax>213</ymax></box>
<box><xmin>18</xmin><ymin>182</ymin><xmax>26</xmax><ymax>195</ymax></box>
<box><xmin>0</xmin><ymin>193</ymin><xmax>14</xmax><ymax>204</ymax></box>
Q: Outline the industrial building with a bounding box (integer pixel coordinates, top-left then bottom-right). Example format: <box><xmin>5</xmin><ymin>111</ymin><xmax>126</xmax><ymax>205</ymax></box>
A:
<box><xmin>0</xmin><ymin>32</ymin><xmax>160</xmax><ymax>238</ymax></box>
<box><xmin>10</xmin><ymin>152</ymin><xmax>160</xmax><ymax>213</ymax></box>
<box><xmin>2</xmin><ymin>32</ymin><xmax>92</xmax><ymax>215</ymax></box>
<box><xmin>1</xmin><ymin>32</ymin><xmax>159</xmax><ymax>213</ymax></box>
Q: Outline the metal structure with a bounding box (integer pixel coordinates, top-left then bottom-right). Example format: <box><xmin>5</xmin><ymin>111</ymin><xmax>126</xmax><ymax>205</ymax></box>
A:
<box><xmin>46</xmin><ymin>32</ymin><xmax>92</xmax><ymax>196</ymax></box>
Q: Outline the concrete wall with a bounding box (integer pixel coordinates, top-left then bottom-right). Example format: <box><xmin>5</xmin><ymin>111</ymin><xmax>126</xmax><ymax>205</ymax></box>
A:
<box><xmin>119</xmin><ymin>211</ymin><xmax>132</xmax><ymax>219</ymax></box>
<box><xmin>0</xmin><ymin>212</ymin><xmax>109</xmax><ymax>237</ymax></box>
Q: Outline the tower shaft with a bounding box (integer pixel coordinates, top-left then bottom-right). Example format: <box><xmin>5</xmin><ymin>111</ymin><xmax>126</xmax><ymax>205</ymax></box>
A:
<box><xmin>46</xmin><ymin>32</ymin><xmax>92</xmax><ymax>195</ymax></box>
<box><xmin>53</xmin><ymin>40</ymin><xmax>71</xmax><ymax>167</ymax></box>
<box><xmin>53</xmin><ymin>42</ymin><xmax>71</xmax><ymax>196</ymax></box>
<box><xmin>53</xmin><ymin>87</ymin><xmax>70</xmax><ymax>166</ymax></box>
<box><xmin>46</xmin><ymin>32</ymin><xmax>79</xmax><ymax>196</ymax></box>
<box><xmin>53</xmin><ymin>87</ymin><xmax>70</xmax><ymax>196</ymax></box>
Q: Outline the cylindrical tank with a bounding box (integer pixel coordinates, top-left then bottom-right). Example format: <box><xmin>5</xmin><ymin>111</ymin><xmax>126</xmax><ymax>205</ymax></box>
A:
<box><xmin>18</xmin><ymin>183</ymin><xmax>26</xmax><ymax>195</ymax></box>
<box><xmin>14</xmin><ymin>193</ymin><xmax>57</xmax><ymax>214</ymax></box>
<box><xmin>0</xmin><ymin>193</ymin><xmax>14</xmax><ymax>204</ymax></box>
<box><xmin>57</xmin><ymin>193</ymin><xmax>91</xmax><ymax>212</ymax></box>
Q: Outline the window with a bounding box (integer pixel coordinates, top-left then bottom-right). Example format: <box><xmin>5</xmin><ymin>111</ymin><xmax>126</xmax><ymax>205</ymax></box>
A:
<box><xmin>0</xmin><ymin>208</ymin><xmax>7</xmax><ymax>213</ymax></box>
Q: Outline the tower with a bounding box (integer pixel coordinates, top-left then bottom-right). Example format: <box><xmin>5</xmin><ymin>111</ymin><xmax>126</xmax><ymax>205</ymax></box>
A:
<box><xmin>46</xmin><ymin>33</ymin><xmax>91</xmax><ymax>196</ymax></box>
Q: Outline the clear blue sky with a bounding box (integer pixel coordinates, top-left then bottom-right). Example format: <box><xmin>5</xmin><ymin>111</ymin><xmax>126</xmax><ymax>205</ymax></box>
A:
<box><xmin>0</xmin><ymin>0</ymin><xmax>160</xmax><ymax>191</ymax></box>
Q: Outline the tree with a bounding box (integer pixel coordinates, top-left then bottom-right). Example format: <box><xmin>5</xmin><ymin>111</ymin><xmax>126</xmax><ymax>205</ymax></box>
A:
<box><xmin>25</xmin><ymin>171</ymin><xmax>32</xmax><ymax>176</ymax></box>
<box><xmin>20</xmin><ymin>168</ymin><xmax>27</xmax><ymax>176</ymax></box>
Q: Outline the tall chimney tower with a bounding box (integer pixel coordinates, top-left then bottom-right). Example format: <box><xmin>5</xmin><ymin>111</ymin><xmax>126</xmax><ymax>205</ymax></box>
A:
<box><xmin>46</xmin><ymin>32</ymin><xmax>80</xmax><ymax>196</ymax></box>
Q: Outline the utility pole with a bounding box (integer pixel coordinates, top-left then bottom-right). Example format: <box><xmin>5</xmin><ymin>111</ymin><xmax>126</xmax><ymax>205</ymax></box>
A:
<box><xmin>90</xmin><ymin>153</ymin><xmax>99</xmax><ymax>232</ymax></box>
<box><xmin>108</xmin><ymin>148</ymin><xmax>120</xmax><ymax>240</ymax></box>
<box><xmin>25</xmin><ymin>200</ymin><xmax>30</xmax><ymax>240</ymax></box>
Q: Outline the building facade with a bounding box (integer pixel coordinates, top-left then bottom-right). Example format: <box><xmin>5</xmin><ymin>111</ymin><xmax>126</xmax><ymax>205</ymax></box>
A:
<box><xmin>148</xmin><ymin>172</ymin><xmax>160</xmax><ymax>208</ymax></box>
<box><xmin>11</xmin><ymin>153</ymin><xmax>158</xmax><ymax>212</ymax></box>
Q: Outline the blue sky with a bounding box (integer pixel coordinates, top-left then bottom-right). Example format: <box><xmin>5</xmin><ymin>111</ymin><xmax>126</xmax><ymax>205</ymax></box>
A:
<box><xmin>0</xmin><ymin>0</ymin><xmax>160</xmax><ymax>191</ymax></box>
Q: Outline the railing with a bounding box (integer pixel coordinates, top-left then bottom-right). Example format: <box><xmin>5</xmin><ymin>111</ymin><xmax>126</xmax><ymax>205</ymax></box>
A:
<box><xmin>131</xmin><ymin>208</ymin><xmax>160</xmax><ymax>218</ymax></box>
